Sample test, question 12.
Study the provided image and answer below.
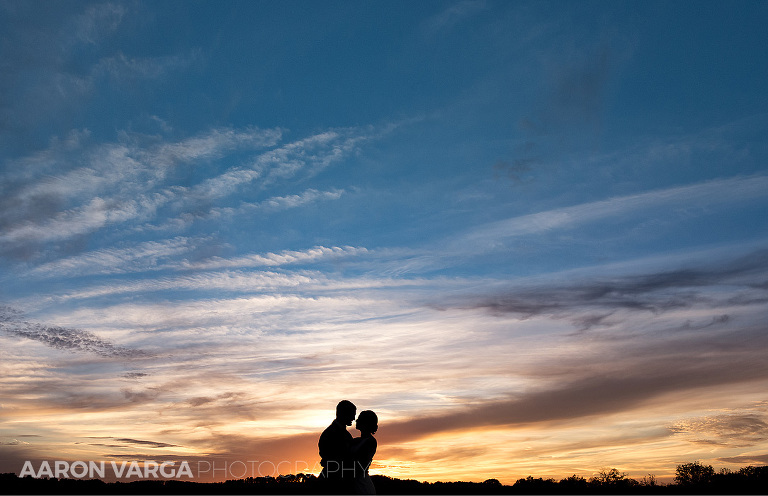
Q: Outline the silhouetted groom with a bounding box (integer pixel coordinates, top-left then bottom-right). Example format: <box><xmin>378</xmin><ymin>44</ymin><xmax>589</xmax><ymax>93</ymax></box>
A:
<box><xmin>318</xmin><ymin>400</ymin><xmax>357</xmax><ymax>492</ymax></box>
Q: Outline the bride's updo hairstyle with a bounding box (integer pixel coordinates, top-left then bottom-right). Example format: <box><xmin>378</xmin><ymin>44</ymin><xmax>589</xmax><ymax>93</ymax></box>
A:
<box><xmin>357</xmin><ymin>410</ymin><xmax>378</xmax><ymax>434</ymax></box>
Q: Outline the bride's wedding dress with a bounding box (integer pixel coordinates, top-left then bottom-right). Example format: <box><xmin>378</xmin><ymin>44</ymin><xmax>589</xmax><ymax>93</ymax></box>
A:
<box><xmin>350</xmin><ymin>436</ymin><xmax>377</xmax><ymax>494</ymax></box>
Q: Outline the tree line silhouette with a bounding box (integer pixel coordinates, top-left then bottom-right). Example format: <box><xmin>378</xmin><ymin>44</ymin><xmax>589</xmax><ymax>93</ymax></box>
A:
<box><xmin>2</xmin><ymin>462</ymin><xmax>766</xmax><ymax>494</ymax></box>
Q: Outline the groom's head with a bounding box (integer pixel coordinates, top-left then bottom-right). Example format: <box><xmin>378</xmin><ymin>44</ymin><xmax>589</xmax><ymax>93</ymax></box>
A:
<box><xmin>336</xmin><ymin>400</ymin><xmax>357</xmax><ymax>426</ymax></box>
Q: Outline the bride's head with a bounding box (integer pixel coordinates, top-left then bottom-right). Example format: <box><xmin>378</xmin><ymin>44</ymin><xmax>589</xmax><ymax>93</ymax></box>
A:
<box><xmin>355</xmin><ymin>410</ymin><xmax>378</xmax><ymax>435</ymax></box>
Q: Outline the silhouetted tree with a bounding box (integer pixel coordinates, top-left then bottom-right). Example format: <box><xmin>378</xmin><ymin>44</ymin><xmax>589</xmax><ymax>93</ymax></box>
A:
<box><xmin>675</xmin><ymin>461</ymin><xmax>714</xmax><ymax>486</ymax></box>
<box><xmin>559</xmin><ymin>474</ymin><xmax>589</xmax><ymax>493</ymax></box>
<box><xmin>513</xmin><ymin>475</ymin><xmax>558</xmax><ymax>493</ymax></box>
<box><xmin>639</xmin><ymin>473</ymin><xmax>657</xmax><ymax>487</ymax></box>
<box><xmin>707</xmin><ymin>465</ymin><xmax>768</xmax><ymax>493</ymax></box>
<box><xmin>589</xmin><ymin>468</ymin><xmax>640</xmax><ymax>492</ymax></box>
<box><xmin>591</xmin><ymin>467</ymin><xmax>627</xmax><ymax>485</ymax></box>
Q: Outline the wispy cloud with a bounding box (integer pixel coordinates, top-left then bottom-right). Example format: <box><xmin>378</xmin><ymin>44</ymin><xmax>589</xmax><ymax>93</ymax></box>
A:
<box><xmin>423</xmin><ymin>1</ymin><xmax>488</xmax><ymax>37</ymax></box>
<box><xmin>145</xmin><ymin>126</ymin><xmax>282</xmax><ymax>169</ymax></box>
<box><xmin>0</xmin><ymin>1</ymin><xmax>196</xmax><ymax>145</ymax></box>
<box><xmin>49</xmin><ymin>272</ymin><xmax>319</xmax><ymax>302</ymax></box>
<box><xmin>382</xmin><ymin>334</ymin><xmax>768</xmax><ymax>442</ymax></box>
<box><xmin>68</xmin><ymin>2</ymin><xmax>126</xmax><ymax>46</ymax></box>
<box><xmin>442</xmin><ymin>248</ymin><xmax>768</xmax><ymax>319</ymax></box>
<box><xmin>18</xmin><ymin>244</ymin><xmax>374</xmax><ymax>300</ymax></box>
<box><xmin>191</xmin><ymin>128</ymin><xmax>368</xmax><ymax>200</ymax></box>
<box><xmin>0</xmin><ymin>127</ymin><xmax>279</xmax><ymax>246</ymax></box>
<box><xmin>460</xmin><ymin>175</ymin><xmax>768</xmax><ymax>251</ymax></box>
<box><xmin>163</xmin><ymin>188</ymin><xmax>346</xmax><ymax>231</ymax></box>
<box><xmin>0</xmin><ymin>306</ymin><xmax>147</xmax><ymax>358</ymax></box>
<box><xmin>181</xmin><ymin>244</ymin><xmax>366</xmax><ymax>271</ymax></box>
<box><xmin>0</xmin><ymin>125</ymin><xmax>371</xmax><ymax>259</ymax></box>
<box><xmin>718</xmin><ymin>454</ymin><xmax>768</xmax><ymax>465</ymax></box>
<box><xmin>28</xmin><ymin>237</ymin><xmax>200</xmax><ymax>278</ymax></box>
<box><xmin>0</xmin><ymin>439</ymin><xmax>30</xmax><ymax>446</ymax></box>
<box><xmin>95</xmin><ymin>51</ymin><xmax>201</xmax><ymax>84</ymax></box>
<box><xmin>672</xmin><ymin>413</ymin><xmax>768</xmax><ymax>444</ymax></box>
<box><xmin>244</xmin><ymin>188</ymin><xmax>345</xmax><ymax>211</ymax></box>
<box><xmin>7</xmin><ymin>126</ymin><xmax>280</xmax><ymax>205</ymax></box>
<box><xmin>370</xmin><ymin>174</ymin><xmax>768</xmax><ymax>277</ymax></box>
<box><xmin>41</xmin><ymin>271</ymin><xmax>429</xmax><ymax>311</ymax></box>
<box><xmin>88</xmin><ymin>436</ymin><xmax>181</xmax><ymax>449</ymax></box>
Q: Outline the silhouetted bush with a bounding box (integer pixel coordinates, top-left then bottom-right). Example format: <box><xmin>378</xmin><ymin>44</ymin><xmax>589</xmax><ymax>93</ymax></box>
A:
<box><xmin>559</xmin><ymin>474</ymin><xmax>589</xmax><ymax>493</ymax></box>
<box><xmin>675</xmin><ymin>461</ymin><xmax>715</xmax><ymax>486</ymax></box>
<box><xmin>512</xmin><ymin>475</ymin><xmax>558</xmax><ymax>493</ymax></box>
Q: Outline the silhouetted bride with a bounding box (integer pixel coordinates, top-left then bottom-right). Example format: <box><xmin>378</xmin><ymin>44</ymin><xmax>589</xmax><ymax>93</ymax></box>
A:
<box><xmin>350</xmin><ymin>410</ymin><xmax>378</xmax><ymax>494</ymax></box>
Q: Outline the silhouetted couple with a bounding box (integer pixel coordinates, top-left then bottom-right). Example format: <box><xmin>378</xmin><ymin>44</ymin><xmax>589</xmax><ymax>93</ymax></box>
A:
<box><xmin>318</xmin><ymin>400</ymin><xmax>378</xmax><ymax>494</ymax></box>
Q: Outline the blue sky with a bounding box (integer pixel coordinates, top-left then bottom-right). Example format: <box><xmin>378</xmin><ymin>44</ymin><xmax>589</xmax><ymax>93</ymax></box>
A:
<box><xmin>1</xmin><ymin>0</ymin><xmax>768</xmax><ymax>483</ymax></box>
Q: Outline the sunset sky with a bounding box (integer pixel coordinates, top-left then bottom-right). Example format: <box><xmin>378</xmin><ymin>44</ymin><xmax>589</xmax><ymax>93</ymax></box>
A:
<box><xmin>2</xmin><ymin>0</ymin><xmax>768</xmax><ymax>485</ymax></box>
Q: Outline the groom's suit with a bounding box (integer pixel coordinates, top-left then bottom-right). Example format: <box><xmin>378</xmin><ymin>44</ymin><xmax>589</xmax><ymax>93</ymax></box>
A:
<box><xmin>318</xmin><ymin>419</ymin><xmax>353</xmax><ymax>480</ymax></box>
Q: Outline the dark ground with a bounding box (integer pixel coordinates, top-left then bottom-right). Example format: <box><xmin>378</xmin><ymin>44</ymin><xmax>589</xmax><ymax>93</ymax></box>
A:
<box><xmin>2</xmin><ymin>468</ymin><xmax>767</xmax><ymax>495</ymax></box>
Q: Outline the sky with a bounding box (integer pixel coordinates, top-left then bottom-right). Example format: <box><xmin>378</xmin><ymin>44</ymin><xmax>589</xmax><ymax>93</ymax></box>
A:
<box><xmin>1</xmin><ymin>0</ymin><xmax>768</xmax><ymax>485</ymax></box>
